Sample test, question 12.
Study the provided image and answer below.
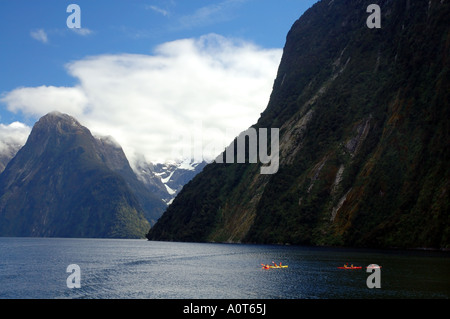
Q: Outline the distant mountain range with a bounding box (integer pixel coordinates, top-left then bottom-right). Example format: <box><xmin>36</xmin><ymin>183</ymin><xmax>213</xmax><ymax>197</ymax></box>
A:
<box><xmin>147</xmin><ymin>0</ymin><xmax>449</xmax><ymax>249</ymax></box>
<box><xmin>0</xmin><ymin>112</ymin><xmax>204</xmax><ymax>238</ymax></box>
<box><xmin>134</xmin><ymin>158</ymin><xmax>206</xmax><ymax>206</ymax></box>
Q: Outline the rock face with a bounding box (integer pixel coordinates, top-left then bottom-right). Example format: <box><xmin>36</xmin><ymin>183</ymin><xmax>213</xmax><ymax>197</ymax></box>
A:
<box><xmin>147</xmin><ymin>0</ymin><xmax>449</xmax><ymax>249</ymax></box>
<box><xmin>94</xmin><ymin>135</ymin><xmax>167</xmax><ymax>225</ymax></box>
<box><xmin>0</xmin><ymin>112</ymin><xmax>152</xmax><ymax>238</ymax></box>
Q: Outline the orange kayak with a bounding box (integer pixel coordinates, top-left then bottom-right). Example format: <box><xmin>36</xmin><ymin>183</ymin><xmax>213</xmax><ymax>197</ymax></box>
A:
<box><xmin>261</xmin><ymin>263</ymin><xmax>288</xmax><ymax>269</ymax></box>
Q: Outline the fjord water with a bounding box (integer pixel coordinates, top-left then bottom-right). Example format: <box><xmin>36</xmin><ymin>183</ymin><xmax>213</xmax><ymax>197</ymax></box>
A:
<box><xmin>0</xmin><ymin>237</ymin><xmax>448</xmax><ymax>299</ymax></box>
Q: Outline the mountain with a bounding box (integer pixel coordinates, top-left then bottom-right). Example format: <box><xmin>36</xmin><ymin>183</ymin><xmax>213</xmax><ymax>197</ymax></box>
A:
<box><xmin>153</xmin><ymin>160</ymin><xmax>207</xmax><ymax>201</ymax></box>
<box><xmin>0</xmin><ymin>112</ymin><xmax>154</xmax><ymax>238</ymax></box>
<box><xmin>134</xmin><ymin>158</ymin><xmax>207</xmax><ymax>206</ymax></box>
<box><xmin>147</xmin><ymin>0</ymin><xmax>450</xmax><ymax>249</ymax></box>
<box><xmin>94</xmin><ymin>136</ymin><xmax>166</xmax><ymax>225</ymax></box>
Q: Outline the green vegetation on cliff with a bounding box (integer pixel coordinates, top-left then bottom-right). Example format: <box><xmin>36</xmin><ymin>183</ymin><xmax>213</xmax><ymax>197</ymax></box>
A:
<box><xmin>147</xmin><ymin>0</ymin><xmax>449</xmax><ymax>249</ymax></box>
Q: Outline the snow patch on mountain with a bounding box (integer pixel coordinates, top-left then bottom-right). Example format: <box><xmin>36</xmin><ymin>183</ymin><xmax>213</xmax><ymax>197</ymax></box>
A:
<box><xmin>133</xmin><ymin>158</ymin><xmax>207</xmax><ymax>205</ymax></box>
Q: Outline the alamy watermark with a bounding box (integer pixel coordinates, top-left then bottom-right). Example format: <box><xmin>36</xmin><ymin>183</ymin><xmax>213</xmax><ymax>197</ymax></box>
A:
<box><xmin>366</xmin><ymin>264</ymin><xmax>381</xmax><ymax>288</ymax></box>
<box><xmin>171</xmin><ymin>124</ymin><xmax>279</xmax><ymax>175</ymax></box>
<box><xmin>367</xmin><ymin>4</ymin><xmax>381</xmax><ymax>29</ymax></box>
<box><xmin>215</xmin><ymin>127</ymin><xmax>279</xmax><ymax>175</ymax></box>
<box><xmin>66</xmin><ymin>264</ymin><xmax>81</xmax><ymax>289</ymax></box>
<box><xmin>66</xmin><ymin>4</ymin><xmax>81</xmax><ymax>29</ymax></box>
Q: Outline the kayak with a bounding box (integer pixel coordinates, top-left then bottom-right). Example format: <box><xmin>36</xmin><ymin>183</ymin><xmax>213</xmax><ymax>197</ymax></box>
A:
<box><xmin>338</xmin><ymin>265</ymin><xmax>382</xmax><ymax>269</ymax></box>
<box><xmin>262</xmin><ymin>266</ymin><xmax>288</xmax><ymax>269</ymax></box>
<box><xmin>261</xmin><ymin>263</ymin><xmax>288</xmax><ymax>269</ymax></box>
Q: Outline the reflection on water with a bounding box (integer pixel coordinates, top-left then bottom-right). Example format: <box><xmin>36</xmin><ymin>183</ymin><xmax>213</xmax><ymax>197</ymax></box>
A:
<box><xmin>0</xmin><ymin>238</ymin><xmax>448</xmax><ymax>299</ymax></box>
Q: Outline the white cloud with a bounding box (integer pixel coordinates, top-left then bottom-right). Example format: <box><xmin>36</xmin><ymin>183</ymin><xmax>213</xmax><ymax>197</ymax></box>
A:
<box><xmin>1</xmin><ymin>34</ymin><xmax>282</xmax><ymax>165</ymax></box>
<box><xmin>30</xmin><ymin>29</ymin><xmax>48</xmax><ymax>43</ymax></box>
<box><xmin>178</xmin><ymin>0</ymin><xmax>246</xmax><ymax>29</ymax></box>
<box><xmin>1</xmin><ymin>86</ymin><xmax>88</xmax><ymax>118</ymax></box>
<box><xmin>146</xmin><ymin>5</ymin><xmax>169</xmax><ymax>17</ymax></box>
<box><xmin>70</xmin><ymin>28</ymin><xmax>93</xmax><ymax>36</ymax></box>
<box><xmin>0</xmin><ymin>122</ymin><xmax>31</xmax><ymax>154</ymax></box>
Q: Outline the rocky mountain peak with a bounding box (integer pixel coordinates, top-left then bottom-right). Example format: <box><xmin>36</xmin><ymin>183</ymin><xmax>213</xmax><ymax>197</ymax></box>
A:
<box><xmin>0</xmin><ymin>112</ymin><xmax>154</xmax><ymax>238</ymax></box>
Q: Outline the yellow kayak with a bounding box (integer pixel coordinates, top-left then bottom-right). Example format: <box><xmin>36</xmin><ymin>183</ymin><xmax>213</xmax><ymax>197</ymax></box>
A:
<box><xmin>269</xmin><ymin>265</ymin><xmax>288</xmax><ymax>269</ymax></box>
<box><xmin>261</xmin><ymin>263</ymin><xmax>288</xmax><ymax>269</ymax></box>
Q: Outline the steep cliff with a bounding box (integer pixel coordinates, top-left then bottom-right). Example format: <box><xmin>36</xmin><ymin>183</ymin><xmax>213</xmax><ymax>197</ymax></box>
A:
<box><xmin>147</xmin><ymin>0</ymin><xmax>449</xmax><ymax>248</ymax></box>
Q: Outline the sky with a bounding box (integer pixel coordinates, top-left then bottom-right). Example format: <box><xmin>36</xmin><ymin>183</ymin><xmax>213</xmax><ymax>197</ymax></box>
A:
<box><xmin>0</xmin><ymin>0</ymin><xmax>319</xmax><ymax>165</ymax></box>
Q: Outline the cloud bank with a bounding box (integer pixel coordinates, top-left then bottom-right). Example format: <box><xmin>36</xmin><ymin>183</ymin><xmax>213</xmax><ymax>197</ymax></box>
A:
<box><xmin>1</xmin><ymin>34</ymin><xmax>282</xmax><ymax>165</ymax></box>
<box><xmin>0</xmin><ymin>122</ymin><xmax>31</xmax><ymax>155</ymax></box>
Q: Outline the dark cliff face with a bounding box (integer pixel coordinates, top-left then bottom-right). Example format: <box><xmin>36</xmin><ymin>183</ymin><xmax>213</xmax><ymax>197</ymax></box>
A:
<box><xmin>94</xmin><ymin>135</ymin><xmax>167</xmax><ymax>225</ymax></box>
<box><xmin>147</xmin><ymin>0</ymin><xmax>449</xmax><ymax>248</ymax></box>
<box><xmin>0</xmin><ymin>112</ymin><xmax>151</xmax><ymax>238</ymax></box>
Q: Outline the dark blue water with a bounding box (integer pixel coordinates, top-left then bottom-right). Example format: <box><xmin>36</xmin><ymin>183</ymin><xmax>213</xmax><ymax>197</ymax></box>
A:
<box><xmin>0</xmin><ymin>237</ymin><xmax>448</xmax><ymax>299</ymax></box>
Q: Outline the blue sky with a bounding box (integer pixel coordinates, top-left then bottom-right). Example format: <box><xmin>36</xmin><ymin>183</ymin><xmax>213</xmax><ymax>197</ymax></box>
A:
<box><xmin>0</xmin><ymin>0</ymin><xmax>319</xmax><ymax>163</ymax></box>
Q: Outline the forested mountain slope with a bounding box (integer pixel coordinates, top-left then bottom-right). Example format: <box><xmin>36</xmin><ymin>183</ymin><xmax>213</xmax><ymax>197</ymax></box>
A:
<box><xmin>148</xmin><ymin>0</ymin><xmax>449</xmax><ymax>249</ymax></box>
